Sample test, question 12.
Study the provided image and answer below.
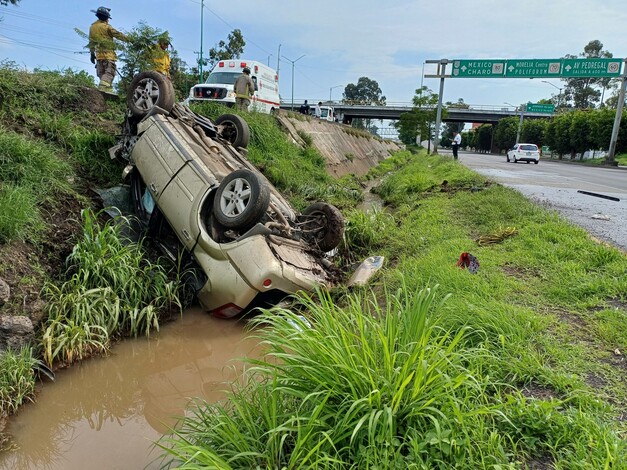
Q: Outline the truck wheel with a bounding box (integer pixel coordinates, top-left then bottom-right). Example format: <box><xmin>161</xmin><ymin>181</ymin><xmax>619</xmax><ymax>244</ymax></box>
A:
<box><xmin>300</xmin><ymin>202</ymin><xmax>345</xmax><ymax>252</ymax></box>
<box><xmin>213</xmin><ymin>169</ymin><xmax>270</xmax><ymax>231</ymax></box>
<box><xmin>215</xmin><ymin>114</ymin><xmax>250</xmax><ymax>148</ymax></box>
<box><xmin>127</xmin><ymin>71</ymin><xmax>175</xmax><ymax>118</ymax></box>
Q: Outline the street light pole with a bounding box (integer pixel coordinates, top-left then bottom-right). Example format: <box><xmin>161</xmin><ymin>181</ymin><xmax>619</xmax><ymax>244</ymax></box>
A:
<box><xmin>505</xmin><ymin>102</ymin><xmax>524</xmax><ymax>144</ymax></box>
<box><xmin>541</xmin><ymin>80</ymin><xmax>562</xmax><ymax>110</ymax></box>
<box><xmin>198</xmin><ymin>0</ymin><xmax>204</xmax><ymax>83</ymax></box>
<box><xmin>282</xmin><ymin>54</ymin><xmax>305</xmax><ymax>111</ymax></box>
<box><xmin>329</xmin><ymin>85</ymin><xmax>342</xmax><ymax>102</ymax></box>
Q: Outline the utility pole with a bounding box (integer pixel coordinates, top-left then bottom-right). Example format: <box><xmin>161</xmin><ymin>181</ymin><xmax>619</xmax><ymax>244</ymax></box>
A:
<box><xmin>516</xmin><ymin>105</ymin><xmax>525</xmax><ymax>144</ymax></box>
<box><xmin>276</xmin><ymin>44</ymin><xmax>281</xmax><ymax>77</ymax></box>
<box><xmin>428</xmin><ymin>59</ymin><xmax>448</xmax><ymax>154</ymax></box>
<box><xmin>282</xmin><ymin>53</ymin><xmax>305</xmax><ymax>111</ymax></box>
<box><xmin>198</xmin><ymin>0</ymin><xmax>204</xmax><ymax>83</ymax></box>
<box><xmin>607</xmin><ymin>63</ymin><xmax>627</xmax><ymax>164</ymax></box>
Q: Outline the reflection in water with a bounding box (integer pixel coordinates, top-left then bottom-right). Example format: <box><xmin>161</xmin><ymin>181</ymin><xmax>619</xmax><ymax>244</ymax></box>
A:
<box><xmin>0</xmin><ymin>308</ymin><xmax>262</xmax><ymax>470</ymax></box>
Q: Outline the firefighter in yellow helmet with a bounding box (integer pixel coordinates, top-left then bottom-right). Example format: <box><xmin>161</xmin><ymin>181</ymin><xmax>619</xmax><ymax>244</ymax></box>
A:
<box><xmin>88</xmin><ymin>6</ymin><xmax>128</xmax><ymax>92</ymax></box>
<box><xmin>151</xmin><ymin>33</ymin><xmax>172</xmax><ymax>77</ymax></box>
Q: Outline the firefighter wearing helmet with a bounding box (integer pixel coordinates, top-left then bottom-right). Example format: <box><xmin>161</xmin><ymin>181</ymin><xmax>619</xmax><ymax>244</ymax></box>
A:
<box><xmin>88</xmin><ymin>6</ymin><xmax>128</xmax><ymax>92</ymax></box>
<box><xmin>151</xmin><ymin>32</ymin><xmax>172</xmax><ymax>77</ymax></box>
<box><xmin>233</xmin><ymin>66</ymin><xmax>255</xmax><ymax>111</ymax></box>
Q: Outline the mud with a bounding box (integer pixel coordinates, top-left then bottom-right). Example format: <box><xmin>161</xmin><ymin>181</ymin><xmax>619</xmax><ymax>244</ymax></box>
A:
<box><xmin>0</xmin><ymin>308</ymin><xmax>263</xmax><ymax>470</ymax></box>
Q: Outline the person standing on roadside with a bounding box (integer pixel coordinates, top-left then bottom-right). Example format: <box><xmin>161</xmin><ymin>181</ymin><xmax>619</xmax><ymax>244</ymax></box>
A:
<box><xmin>452</xmin><ymin>131</ymin><xmax>462</xmax><ymax>160</ymax></box>
<box><xmin>88</xmin><ymin>6</ymin><xmax>128</xmax><ymax>92</ymax></box>
<box><xmin>299</xmin><ymin>99</ymin><xmax>310</xmax><ymax>115</ymax></box>
<box><xmin>234</xmin><ymin>67</ymin><xmax>255</xmax><ymax>111</ymax></box>
<box><xmin>314</xmin><ymin>101</ymin><xmax>322</xmax><ymax>118</ymax></box>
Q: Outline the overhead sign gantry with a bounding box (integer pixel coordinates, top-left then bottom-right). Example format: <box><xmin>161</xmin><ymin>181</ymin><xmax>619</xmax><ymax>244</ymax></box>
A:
<box><xmin>425</xmin><ymin>58</ymin><xmax>627</xmax><ymax>162</ymax></box>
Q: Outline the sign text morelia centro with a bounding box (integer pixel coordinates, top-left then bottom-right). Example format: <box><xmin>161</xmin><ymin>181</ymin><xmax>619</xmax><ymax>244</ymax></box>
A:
<box><xmin>450</xmin><ymin>58</ymin><xmax>622</xmax><ymax>78</ymax></box>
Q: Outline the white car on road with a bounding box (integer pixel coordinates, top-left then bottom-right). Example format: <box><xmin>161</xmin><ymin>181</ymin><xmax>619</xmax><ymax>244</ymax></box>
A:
<box><xmin>507</xmin><ymin>143</ymin><xmax>540</xmax><ymax>164</ymax></box>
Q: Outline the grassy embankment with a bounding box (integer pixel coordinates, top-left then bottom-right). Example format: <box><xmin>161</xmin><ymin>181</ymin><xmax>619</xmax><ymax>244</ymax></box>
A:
<box><xmin>162</xmin><ymin>151</ymin><xmax>627</xmax><ymax>468</ymax></box>
<box><xmin>0</xmin><ymin>69</ymin><xmax>362</xmax><ymax>419</ymax></box>
<box><xmin>0</xmin><ymin>64</ymin><xmax>188</xmax><ymax>417</ymax></box>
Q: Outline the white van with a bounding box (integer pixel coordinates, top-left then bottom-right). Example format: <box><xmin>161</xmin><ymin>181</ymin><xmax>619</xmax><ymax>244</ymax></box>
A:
<box><xmin>309</xmin><ymin>104</ymin><xmax>335</xmax><ymax>122</ymax></box>
<box><xmin>187</xmin><ymin>60</ymin><xmax>280</xmax><ymax>114</ymax></box>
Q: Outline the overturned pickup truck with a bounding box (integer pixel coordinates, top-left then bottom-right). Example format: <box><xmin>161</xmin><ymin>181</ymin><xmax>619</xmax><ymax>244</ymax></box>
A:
<box><xmin>112</xmin><ymin>72</ymin><xmax>347</xmax><ymax>318</ymax></box>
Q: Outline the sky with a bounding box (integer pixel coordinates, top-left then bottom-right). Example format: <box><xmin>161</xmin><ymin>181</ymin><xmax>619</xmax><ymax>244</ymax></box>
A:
<box><xmin>1</xmin><ymin>0</ymin><xmax>626</xmax><ymax>109</ymax></box>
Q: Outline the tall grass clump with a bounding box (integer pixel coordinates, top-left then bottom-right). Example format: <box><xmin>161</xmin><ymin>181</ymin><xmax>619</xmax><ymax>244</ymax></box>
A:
<box><xmin>161</xmin><ymin>283</ymin><xmax>627</xmax><ymax>468</ymax></box>
<box><xmin>41</xmin><ymin>209</ymin><xmax>183</xmax><ymax>366</ymax></box>
<box><xmin>160</xmin><ymin>284</ymin><xmax>521</xmax><ymax>468</ymax></box>
<box><xmin>0</xmin><ymin>347</ymin><xmax>39</xmax><ymax>415</ymax></box>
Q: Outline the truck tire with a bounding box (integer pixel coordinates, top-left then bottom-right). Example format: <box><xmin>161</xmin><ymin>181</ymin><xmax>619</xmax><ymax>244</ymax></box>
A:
<box><xmin>300</xmin><ymin>202</ymin><xmax>344</xmax><ymax>252</ymax></box>
<box><xmin>215</xmin><ymin>114</ymin><xmax>250</xmax><ymax>148</ymax></box>
<box><xmin>127</xmin><ymin>71</ymin><xmax>175</xmax><ymax>118</ymax></box>
<box><xmin>213</xmin><ymin>169</ymin><xmax>270</xmax><ymax>231</ymax></box>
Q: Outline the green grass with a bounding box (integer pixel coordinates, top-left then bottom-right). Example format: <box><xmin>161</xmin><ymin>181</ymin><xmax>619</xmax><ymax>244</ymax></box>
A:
<box><xmin>160</xmin><ymin>284</ymin><xmax>627</xmax><ymax>469</ymax></box>
<box><xmin>0</xmin><ymin>129</ymin><xmax>75</xmax><ymax>242</ymax></box>
<box><xmin>41</xmin><ymin>209</ymin><xmax>184</xmax><ymax>366</ymax></box>
<box><xmin>0</xmin><ymin>347</ymin><xmax>39</xmax><ymax>415</ymax></box>
<box><xmin>161</xmin><ymin>151</ymin><xmax>627</xmax><ymax>468</ymax></box>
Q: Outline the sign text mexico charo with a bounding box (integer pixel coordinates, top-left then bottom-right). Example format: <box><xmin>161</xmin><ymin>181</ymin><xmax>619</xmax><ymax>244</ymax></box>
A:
<box><xmin>451</xmin><ymin>58</ymin><xmax>622</xmax><ymax>78</ymax></box>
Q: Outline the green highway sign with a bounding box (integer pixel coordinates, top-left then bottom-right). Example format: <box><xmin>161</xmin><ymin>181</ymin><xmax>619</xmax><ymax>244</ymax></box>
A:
<box><xmin>449</xmin><ymin>58</ymin><xmax>623</xmax><ymax>78</ymax></box>
<box><xmin>561</xmin><ymin>58</ymin><xmax>622</xmax><ymax>77</ymax></box>
<box><xmin>451</xmin><ymin>60</ymin><xmax>506</xmax><ymax>78</ymax></box>
<box><xmin>506</xmin><ymin>59</ymin><xmax>561</xmax><ymax>77</ymax></box>
<box><xmin>526</xmin><ymin>103</ymin><xmax>555</xmax><ymax>114</ymax></box>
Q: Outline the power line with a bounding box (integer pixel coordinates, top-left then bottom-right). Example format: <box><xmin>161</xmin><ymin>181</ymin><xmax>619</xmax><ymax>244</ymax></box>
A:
<box><xmin>0</xmin><ymin>34</ymin><xmax>86</xmax><ymax>65</ymax></box>
<box><xmin>1</xmin><ymin>23</ymin><xmax>84</xmax><ymax>46</ymax></box>
<box><xmin>0</xmin><ymin>9</ymin><xmax>76</xmax><ymax>28</ymax></box>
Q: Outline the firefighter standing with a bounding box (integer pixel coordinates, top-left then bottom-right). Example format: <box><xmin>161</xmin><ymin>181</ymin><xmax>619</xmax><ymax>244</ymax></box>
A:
<box><xmin>88</xmin><ymin>6</ymin><xmax>128</xmax><ymax>92</ymax></box>
<box><xmin>234</xmin><ymin>67</ymin><xmax>255</xmax><ymax>111</ymax></box>
<box><xmin>151</xmin><ymin>33</ymin><xmax>172</xmax><ymax>77</ymax></box>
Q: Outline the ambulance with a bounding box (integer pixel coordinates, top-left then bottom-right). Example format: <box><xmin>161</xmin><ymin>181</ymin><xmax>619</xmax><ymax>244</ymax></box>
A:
<box><xmin>187</xmin><ymin>60</ymin><xmax>281</xmax><ymax>114</ymax></box>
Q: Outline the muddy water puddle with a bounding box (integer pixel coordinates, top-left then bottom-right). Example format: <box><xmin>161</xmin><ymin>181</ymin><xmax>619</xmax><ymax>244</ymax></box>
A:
<box><xmin>357</xmin><ymin>179</ymin><xmax>384</xmax><ymax>212</ymax></box>
<box><xmin>0</xmin><ymin>308</ymin><xmax>262</xmax><ymax>470</ymax></box>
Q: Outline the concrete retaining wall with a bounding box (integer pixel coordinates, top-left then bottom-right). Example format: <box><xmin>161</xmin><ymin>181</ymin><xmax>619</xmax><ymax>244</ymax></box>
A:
<box><xmin>276</xmin><ymin>112</ymin><xmax>402</xmax><ymax>177</ymax></box>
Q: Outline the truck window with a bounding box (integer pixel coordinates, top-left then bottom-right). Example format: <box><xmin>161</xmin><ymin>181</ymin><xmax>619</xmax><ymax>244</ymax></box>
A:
<box><xmin>206</xmin><ymin>72</ymin><xmax>239</xmax><ymax>85</ymax></box>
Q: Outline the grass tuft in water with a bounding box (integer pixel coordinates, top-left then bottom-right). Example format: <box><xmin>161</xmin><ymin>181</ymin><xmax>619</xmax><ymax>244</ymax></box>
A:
<box><xmin>41</xmin><ymin>209</ymin><xmax>184</xmax><ymax>367</ymax></box>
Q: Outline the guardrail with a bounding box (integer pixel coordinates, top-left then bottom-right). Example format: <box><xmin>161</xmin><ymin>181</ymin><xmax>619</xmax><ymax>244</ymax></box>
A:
<box><xmin>280</xmin><ymin>99</ymin><xmax>520</xmax><ymax>113</ymax></box>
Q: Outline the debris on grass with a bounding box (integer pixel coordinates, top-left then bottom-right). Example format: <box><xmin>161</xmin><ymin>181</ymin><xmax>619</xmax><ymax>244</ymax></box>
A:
<box><xmin>476</xmin><ymin>226</ymin><xmax>518</xmax><ymax>246</ymax></box>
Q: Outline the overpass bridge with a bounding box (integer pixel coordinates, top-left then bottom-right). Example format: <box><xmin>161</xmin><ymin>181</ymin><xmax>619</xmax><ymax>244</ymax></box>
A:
<box><xmin>279</xmin><ymin>101</ymin><xmax>553</xmax><ymax>124</ymax></box>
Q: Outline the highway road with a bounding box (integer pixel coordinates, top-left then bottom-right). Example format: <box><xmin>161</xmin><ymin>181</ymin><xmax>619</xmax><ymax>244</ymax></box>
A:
<box><xmin>443</xmin><ymin>150</ymin><xmax>627</xmax><ymax>252</ymax></box>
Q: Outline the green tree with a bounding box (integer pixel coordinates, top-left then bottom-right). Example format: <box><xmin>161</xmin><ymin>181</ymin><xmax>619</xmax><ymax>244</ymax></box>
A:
<box><xmin>343</xmin><ymin>77</ymin><xmax>386</xmax><ymax>105</ymax></box>
<box><xmin>445</xmin><ymin>98</ymin><xmax>469</xmax><ymax>109</ymax></box>
<box><xmin>521</xmin><ymin>119</ymin><xmax>548</xmax><ymax>147</ymax></box>
<box><xmin>562</xmin><ymin>40</ymin><xmax>614</xmax><ymax>109</ymax></box>
<box><xmin>207</xmin><ymin>29</ymin><xmax>246</xmax><ymax>70</ymax></box>
<box><xmin>550</xmin><ymin>112</ymin><xmax>575</xmax><ymax>157</ymax></box>
<box><xmin>117</xmin><ymin>22</ymin><xmax>168</xmax><ymax>93</ymax></box>
<box><xmin>0</xmin><ymin>0</ymin><xmax>21</xmax><ymax>5</ymax></box>
<box><xmin>393</xmin><ymin>86</ymin><xmax>438</xmax><ymax>146</ymax></box>
<box><xmin>343</xmin><ymin>76</ymin><xmax>386</xmax><ymax>130</ymax></box>
<box><xmin>475</xmin><ymin>124</ymin><xmax>493</xmax><ymax>153</ymax></box>
<box><xmin>570</xmin><ymin>111</ymin><xmax>595</xmax><ymax>159</ymax></box>
<box><xmin>494</xmin><ymin>116</ymin><xmax>518</xmax><ymax>151</ymax></box>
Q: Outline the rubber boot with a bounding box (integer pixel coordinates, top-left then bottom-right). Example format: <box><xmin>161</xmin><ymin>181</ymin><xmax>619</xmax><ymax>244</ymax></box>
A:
<box><xmin>98</xmin><ymin>81</ymin><xmax>114</xmax><ymax>93</ymax></box>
